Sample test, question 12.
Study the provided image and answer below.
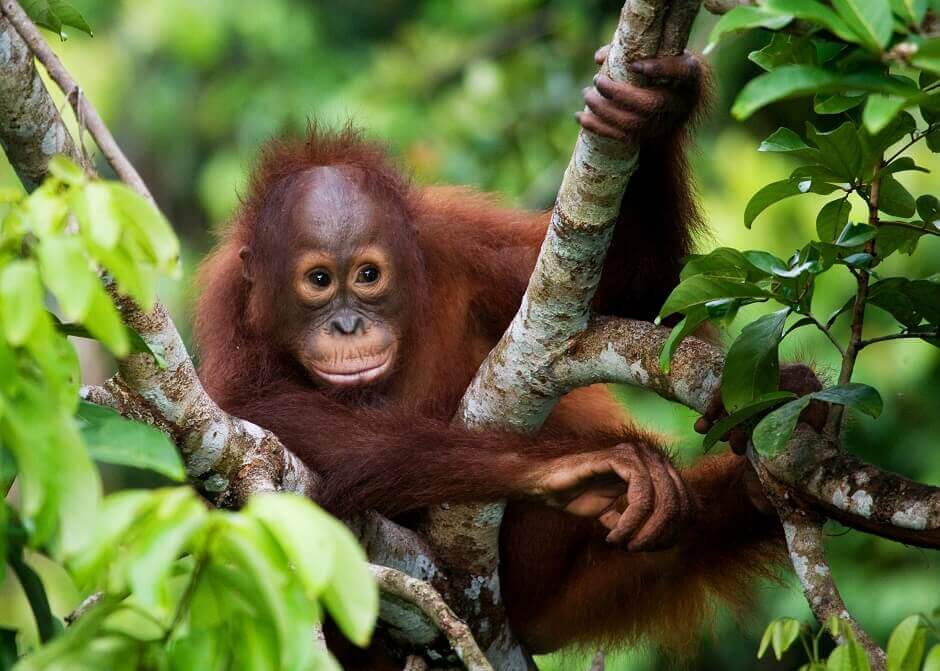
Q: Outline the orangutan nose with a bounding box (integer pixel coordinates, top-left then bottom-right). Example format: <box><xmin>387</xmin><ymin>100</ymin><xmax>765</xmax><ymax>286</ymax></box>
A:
<box><xmin>330</xmin><ymin>310</ymin><xmax>365</xmax><ymax>336</ymax></box>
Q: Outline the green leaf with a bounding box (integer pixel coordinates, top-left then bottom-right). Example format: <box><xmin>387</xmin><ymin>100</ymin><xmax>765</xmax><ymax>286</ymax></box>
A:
<box><xmin>126</xmin><ymin>489</ymin><xmax>207</xmax><ymax>607</ymax></box>
<box><xmin>886</xmin><ymin>615</ymin><xmax>926</xmax><ymax>671</ymax></box>
<box><xmin>759</xmin><ymin>127</ymin><xmax>823</xmax><ymax>162</ymax></box>
<box><xmin>877</xmin><ymin>223</ymin><xmax>925</xmax><ymax>257</ymax></box>
<box><xmin>706</xmin><ymin>6</ymin><xmax>794</xmax><ymax>52</ymax></box>
<box><xmin>36</xmin><ymin>236</ymin><xmax>97</xmax><ymax>322</ymax></box>
<box><xmin>660</xmin><ymin>308</ymin><xmax>710</xmax><ymax>374</ymax></box>
<box><xmin>758</xmin><ymin>621</ymin><xmax>775</xmax><ymax>659</ymax></box>
<box><xmin>831</xmin><ymin>0</ymin><xmax>893</xmax><ymax>51</ymax></box>
<box><xmin>815</xmin><ymin>93</ymin><xmax>866</xmax><ymax>114</ymax></box>
<box><xmin>863</xmin><ymin>95</ymin><xmax>907</xmax><ymax>133</ymax></box>
<box><xmin>745</xmin><ymin>179</ymin><xmax>840</xmax><ymax>228</ymax></box>
<box><xmin>772</xmin><ymin>618</ymin><xmax>802</xmax><ymax>661</ymax></box>
<box><xmin>752</xmin><ymin>396</ymin><xmax>812</xmax><ymax>456</ymax></box>
<box><xmin>320</xmin><ymin>519</ymin><xmax>378</xmax><ymax>647</ymax></box>
<box><xmin>47</xmin><ymin>155</ymin><xmax>86</xmax><ymax>186</ymax></box>
<box><xmin>817</xmin><ymin>198</ymin><xmax>853</xmax><ymax>242</ymax></box>
<box><xmin>108</xmin><ymin>183</ymin><xmax>179</xmax><ymax>273</ymax></box>
<box><xmin>916</xmin><ymin>194</ymin><xmax>939</xmax><ymax>223</ymax></box>
<box><xmin>0</xmin><ymin>260</ymin><xmax>45</xmax><ymax>345</ymax></box>
<box><xmin>70</xmin><ymin>181</ymin><xmax>121</xmax><ymax>251</ymax></box>
<box><xmin>861</xmin><ymin>111</ymin><xmax>916</xmax><ymax>161</ymax></box>
<box><xmin>812</xmin><ymin>383</ymin><xmax>883</xmax><ymax>417</ymax></box>
<box><xmin>836</xmin><ymin>222</ymin><xmax>878</xmax><ymax>247</ymax></box>
<box><xmin>764</xmin><ymin>0</ymin><xmax>857</xmax><ymax>40</ymax></box>
<box><xmin>869</xmin><ymin>278</ymin><xmax>922</xmax><ymax>327</ymax></box>
<box><xmin>879</xmin><ymin>157</ymin><xmax>929</xmax><ymax>176</ymax></box>
<box><xmin>722</xmin><ymin>309</ymin><xmax>790</xmax><ymax>412</ymax></box>
<box><xmin>878</xmin><ymin>175</ymin><xmax>916</xmax><ymax>217</ymax></box>
<box><xmin>733</xmin><ymin>67</ymin><xmax>917</xmax><ymax>119</ymax></box>
<box><xmin>244</xmin><ymin>493</ymin><xmax>337</xmax><ymax>594</ymax></box>
<box><xmin>828</xmin><ymin>641</ymin><xmax>873</xmax><ymax>671</ymax></box>
<box><xmin>911</xmin><ymin>38</ymin><xmax>940</xmax><ymax>75</ymax></box>
<box><xmin>702</xmin><ymin>391</ymin><xmax>797</xmax><ymax>451</ymax></box>
<box><xmin>749</xmin><ymin>34</ymin><xmax>817</xmax><ymax>71</ymax></box>
<box><xmin>681</xmin><ymin>247</ymin><xmax>770</xmax><ymax>282</ymax></box>
<box><xmin>922</xmin><ymin>644</ymin><xmax>940</xmax><ymax>671</ymax></box>
<box><xmin>659</xmin><ymin>277</ymin><xmax>769</xmax><ymax>318</ymax></box>
<box><xmin>82</xmin><ymin>283</ymin><xmax>130</xmax><ymax>357</ymax></box>
<box><xmin>890</xmin><ymin>0</ymin><xmax>928</xmax><ymax>24</ymax></box>
<box><xmin>20</xmin><ymin>0</ymin><xmax>93</xmax><ymax>37</ymax></box>
<box><xmin>807</xmin><ymin>122</ymin><xmax>864</xmax><ymax>180</ymax></box>
<box><xmin>77</xmin><ymin>401</ymin><xmax>185</xmax><ymax>481</ymax></box>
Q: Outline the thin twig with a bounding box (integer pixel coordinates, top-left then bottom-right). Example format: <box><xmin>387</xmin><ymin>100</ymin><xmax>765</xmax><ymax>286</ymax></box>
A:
<box><xmin>369</xmin><ymin>565</ymin><xmax>493</xmax><ymax>671</ymax></box>
<box><xmin>860</xmin><ymin>329</ymin><xmax>940</xmax><ymax>348</ymax></box>
<box><xmin>64</xmin><ymin>592</ymin><xmax>104</xmax><ymax>625</ymax></box>
<box><xmin>0</xmin><ymin>0</ymin><xmax>153</xmax><ymax>200</ymax></box>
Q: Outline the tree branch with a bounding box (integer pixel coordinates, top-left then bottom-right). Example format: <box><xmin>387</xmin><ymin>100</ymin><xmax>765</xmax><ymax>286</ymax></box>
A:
<box><xmin>370</xmin><ymin>565</ymin><xmax>493</xmax><ymax>671</ymax></box>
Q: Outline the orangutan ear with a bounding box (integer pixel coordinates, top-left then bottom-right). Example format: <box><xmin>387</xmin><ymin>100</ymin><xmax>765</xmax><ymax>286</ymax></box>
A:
<box><xmin>239</xmin><ymin>246</ymin><xmax>253</xmax><ymax>283</ymax></box>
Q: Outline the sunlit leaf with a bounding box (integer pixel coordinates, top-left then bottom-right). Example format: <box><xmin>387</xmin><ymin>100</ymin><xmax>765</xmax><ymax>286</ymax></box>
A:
<box><xmin>745</xmin><ymin>178</ymin><xmax>840</xmax><ymax>228</ymax></box>
<box><xmin>813</xmin><ymin>383</ymin><xmax>883</xmax><ymax>417</ymax></box>
<box><xmin>77</xmin><ymin>401</ymin><xmax>185</xmax><ymax>481</ymax></box>
<box><xmin>0</xmin><ymin>260</ymin><xmax>45</xmax><ymax>345</ymax></box>
<box><xmin>886</xmin><ymin>615</ymin><xmax>926</xmax><ymax>671</ymax></box>
<box><xmin>659</xmin><ymin>277</ymin><xmax>769</xmax><ymax>318</ymax></box>
<box><xmin>827</xmin><ymin>641</ymin><xmax>872</xmax><ymax>671</ymax></box>
<box><xmin>831</xmin><ymin>0</ymin><xmax>893</xmax><ymax>51</ymax></box>
<box><xmin>722</xmin><ymin>309</ymin><xmax>789</xmax><ymax>412</ymax></box>
<box><xmin>706</xmin><ymin>6</ymin><xmax>793</xmax><ymax>52</ymax></box>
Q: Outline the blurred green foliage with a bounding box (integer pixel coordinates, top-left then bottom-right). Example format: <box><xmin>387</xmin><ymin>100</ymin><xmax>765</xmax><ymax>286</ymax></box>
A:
<box><xmin>1</xmin><ymin>0</ymin><xmax>938</xmax><ymax>669</ymax></box>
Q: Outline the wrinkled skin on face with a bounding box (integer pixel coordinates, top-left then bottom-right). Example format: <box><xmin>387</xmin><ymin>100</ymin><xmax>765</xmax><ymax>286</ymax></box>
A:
<box><xmin>244</xmin><ymin>167</ymin><xmax>408</xmax><ymax>388</ymax></box>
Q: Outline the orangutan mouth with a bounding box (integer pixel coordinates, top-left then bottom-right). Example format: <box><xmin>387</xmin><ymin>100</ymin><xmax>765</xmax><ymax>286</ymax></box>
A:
<box><xmin>309</xmin><ymin>347</ymin><xmax>395</xmax><ymax>387</ymax></box>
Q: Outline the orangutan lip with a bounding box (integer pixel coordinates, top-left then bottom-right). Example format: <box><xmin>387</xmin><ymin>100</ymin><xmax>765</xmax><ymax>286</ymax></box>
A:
<box><xmin>311</xmin><ymin>351</ymin><xmax>393</xmax><ymax>387</ymax></box>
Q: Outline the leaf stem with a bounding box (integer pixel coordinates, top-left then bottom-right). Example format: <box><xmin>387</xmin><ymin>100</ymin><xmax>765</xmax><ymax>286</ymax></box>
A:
<box><xmin>878</xmin><ymin>221</ymin><xmax>940</xmax><ymax>238</ymax></box>
<box><xmin>826</xmin><ymin>162</ymin><xmax>881</xmax><ymax>437</ymax></box>
<box><xmin>860</xmin><ymin>329</ymin><xmax>939</xmax><ymax>348</ymax></box>
<box><xmin>8</xmin><ymin>552</ymin><xmax>56</xmax><ymax>643</ymax></box>
<box><xmin>884</xmin><ymin>123</ymin><xmax>940</xmax><ymax>166</ymax></box>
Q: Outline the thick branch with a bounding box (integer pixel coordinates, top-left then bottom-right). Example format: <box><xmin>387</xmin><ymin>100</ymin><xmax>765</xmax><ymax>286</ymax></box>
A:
<box><xmin>370</xmin><ymin>565</ymin><xmax>493</xmax><ymax>671</ymax></box>
<box><xmin>755</xmin><ymin>463</ymin><xmax>886</xmax><ymax>669</ymax></box>
<box><xmin>0</xmin><ymin>15</ymin><xmax>75</xmax><ymax>189</ymax></box>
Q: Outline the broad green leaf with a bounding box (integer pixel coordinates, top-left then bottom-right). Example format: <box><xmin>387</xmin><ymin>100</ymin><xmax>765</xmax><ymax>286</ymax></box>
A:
<box><xmin>320</xmin><ymin>518</ymin><xmax>378</xmax><ymax>647</ymax></box>
<box><xmin>722</xmin><ymin>309</ymin><xmax>789</xmax><ymax>412</ymax></box>
<box><xmin>772</xmin><ymin>618</ymin><xmax>802</xmax><ymax>660</ymax></box>
<box><xmin>923</xmin><ymin>644</ymin><xmax>940</xmax><ymax>671</ymax></box>
<box><xmin>87</xmin><ymin>241</ymin><xmax>158</xmax><ymax>311</ymax></box>
<box><xmin>817</xmin><ymin>198</ymin><xmax>852</xmax><ymax>241</ymax></box>
<box><xmin>660</xmin><ymin>308</ymin><xmax>710</xmax><ymax>374</ymax></box>
<box><xmin>702</xmin><ymin>391</ymin><xmax>797</xmax><ymax>451</ymax></box>
<box><xmin>812</xmin><ymin>383</ymin><xmax>883</xmax><ymax>417</ymax></box>
<box><xmin>70</xmin><ymin>181</ymin><xmax>121</xmax><ymax>251</ymax></box>
<box><xmin>916</xmin><ymin>194</ymin><xmax>939</xmax><ymax>223</ymax></box>
<box><xmin>759</xmin><ymin>127</ymin><xmax>823</xmax><ymax>162</ymax></box>
<box><xmin>861</xmin><ymin>111</ymin><xmax>917</xmax><ymax>161</ymax></box>
<box><xmin>20</xmin><ymin>0</ymin><xmax>93</xmax><ymax>37</ymax></box>
<box><xmin>743</xmin><ymin>250</ymin><xmax>789</xmax><ymax>275</ymax></box>
<box><xmin>745</xmin><ymin>178</ymin><xmax>840</xmax><ymax>228</ymax></box>
<box><xmin>0</xmin><ymin>260</ymin><xmax>44</xmax><ymax>345</ymax></box>
<box><xmin>77</xmin><ymin>401</ymin><xmax>185</xmax><ymax>481</ymax></box>
<box><xmin>831</xmin><ymin>0</ymin><xmax>893</xmax><ymax>51</ymax></box>
<box><xmin>828</xmin><ymin>641</ymin><xmax>873</xmax><ymax>671</ymax></box>
<box><xmin>126</xmin><ymin>489</ymin><xmax>207</xmax><ymax>607</ymax></box>
<box><xmin>764</xmin><ymin>0</ymin><xmax>857</xmax><ymax>40</ymax></box>
<box><xmin>863</xmin><ymin>95</ymin><xmax>907</xmax><ymax>133</ymax></box>
<box><xmin>706</xmin><ymin>6</ymin><xmax>794</xmax><ymax>52</ymax></box>
<box><xmin>911</xmin><ymin>38</ymin><xmax>940</xmax><ymax>75</ymax></box>
<box><xmin>82</xmin><ymin>283</ymin><xmax>130</xmax><ymax>357</ymax></box>
<box><xmin>47</xmin><ymin>155</ymin><xmax>85</xmax><ymax>186</ymax></box>
<box><xmin>878</xmin><ymin>175</ymin><xmax>916</xmax><ymax>217</ymax></box>
<box><xmin>877</xmin><ymin>223</ymin><xmax>925</xmax><ymax>257</ymax></box>
<box><xmin>681</xmin><ymin>247</ymin><xmax>770</xmax><ymax>281</ymax></box>
<box><xmin>815</xmin><ymin>93</ymin><xmax>866</xmax><ymax>114</ymax></box>
<box><xmin>886</xmin><ymin>615</ymin><xmax>926</xmax><ymax>671</ymax></box>
<box><xmin>836</xmin><ymin>222</ymin><xmax>878</xmax><ymax>247</ymax></box>
<box><xmin>869</xmin><ymin>278</ymin><xmax>922</xmax><ymax>327</ymax></box>
<box><xmin>879</xmin><ymin>157</ymin><xmax>929</xmax><ymax>176</ymax></box>
<box><xmin>807</xmin><ymin>122</ymin><xmax>863</xmax><ymax>180</ymax></box>
<box><xmin>752</xmin><ymin>396</ymin><xmax>812</xmax><ymax>456</ymax></box>
<box><xmin>749</xmin><ymin>34</ymin><xmax>817</xmax><ymax>71</ymax></box>
<box><xmin>109</xmin><ymin>183</ymin><xmax>179</xmax><ymax>274</ymax></box>
<box><xmin>659</xmin><ymin>277</ymin><xmax>769</xmax><ymax>318</ymax></box>
<box><xmin>733</xmin><ymin>66</ymin><xmax>917</xmax><ymax>119</ymax></box>
<box><xmin>36</xmin><ymin>236</ymin><xmax>96</xmax><ymax>322</ymax></box>
<box><xmin>890</xmin><ymin>0</ymin><xmax>928</xmax><ymax>24</ymax></box>
<box><xmin>244</xmin><ymin>493</ymin><xmax>336</xmax><ymax>594</ymax></box>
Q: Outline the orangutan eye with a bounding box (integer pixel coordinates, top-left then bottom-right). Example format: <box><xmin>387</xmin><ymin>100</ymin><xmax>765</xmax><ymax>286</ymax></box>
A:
<box><xmin>357</xmin><ymin>265</ymin><xmax>380</xmax><ymax>284</ymax></box>
<box><xmin>308</xmin><ymin>269</ymin><xmax>331</xmax><ymax>288</ymax></box>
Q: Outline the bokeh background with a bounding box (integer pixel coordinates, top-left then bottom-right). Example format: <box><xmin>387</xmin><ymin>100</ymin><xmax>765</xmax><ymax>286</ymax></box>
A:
<box><xmin>0</xmin><ymin>0</ymin><xmax>937</xmax><ymax>669</ymax></box>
